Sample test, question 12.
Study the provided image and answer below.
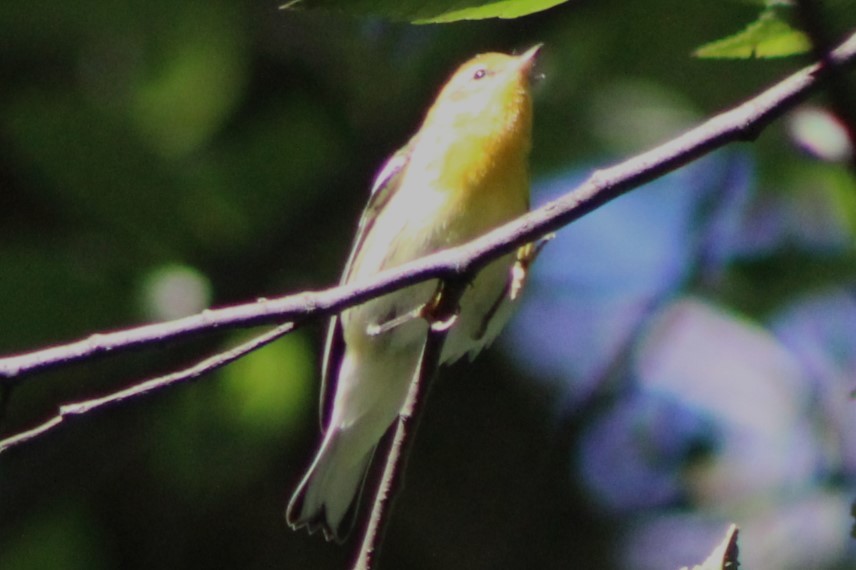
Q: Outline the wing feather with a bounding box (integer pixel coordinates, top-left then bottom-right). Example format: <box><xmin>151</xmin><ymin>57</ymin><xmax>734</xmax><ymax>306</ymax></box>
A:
<box><xmin>318</xmin><ymin>139</ymin><xmax>414</xmax><ymax>430</ymax></box>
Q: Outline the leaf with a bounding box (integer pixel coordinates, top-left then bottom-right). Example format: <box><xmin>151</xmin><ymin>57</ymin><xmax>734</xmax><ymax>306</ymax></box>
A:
<box><xmin>694</xmin><ymin>9</ymin><xmax>810</xmax><ymax>59</ymax></box>
<box><xmin>414</xmin><ymin>0</ymin><xmax>569</xmax><ymax>23</ymax></box>
<box><xmin>679</xmin><ymin>524</ymin><xmax>740</xmax><ymax>570</ymax></box>
<box><xmin>280</xmin><ymin>0</ymin><xmax>569</xmax><ymax>23</ymax></box>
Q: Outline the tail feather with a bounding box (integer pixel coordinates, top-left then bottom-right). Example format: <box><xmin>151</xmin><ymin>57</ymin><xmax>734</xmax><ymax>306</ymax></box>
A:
<box><xmin>286</xmin><ymin>428</ymin><xmax>375</xmax><ymax>543</ymax></box>
<box><xmin>289</xmin><ymin>342</ymin><xmax>419</xmax><ymax>541</ymax></box>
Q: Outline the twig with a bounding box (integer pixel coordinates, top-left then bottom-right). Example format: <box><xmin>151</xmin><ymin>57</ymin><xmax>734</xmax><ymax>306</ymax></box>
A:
<box><xmin>0</xmin><ymin>323</ymin><xmax>293</xmax><ymax>454</ymax></box>
<box><xmin>352</xmin><ymin>278</ymin><xmax>469</xmax><ymax>570</ymax></box>
<box><xmin>1</xmin><ymin>31</ymin><xmax>855</xmax><ymax>384</ymax></box>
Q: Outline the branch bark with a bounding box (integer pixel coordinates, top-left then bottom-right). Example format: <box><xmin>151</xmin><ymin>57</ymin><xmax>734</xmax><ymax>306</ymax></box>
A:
<box><xmin>2</xmin><ymin>31</ymin><xmax>855</xmax><ymax>384</ymax></box>
<box><xmin>0</xmin><ymin>324</ymin><xmax>294</xmax><ymax>453</ymax></box>
<box><xmin>352</xmin><ymin>278</ymin><xmax>469</xmax><ymax>570</ymax></box>
<box><xmin>1</xmin><ymin>30</ymin><xmax>855</xmax><ymax>446</ymax></box>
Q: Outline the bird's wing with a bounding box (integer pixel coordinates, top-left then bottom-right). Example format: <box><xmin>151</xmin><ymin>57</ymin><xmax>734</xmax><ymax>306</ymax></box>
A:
<box><xmin>318</xmin><ymin>138</ymin><xmax>414</xmax><ymax>431</ymax></box>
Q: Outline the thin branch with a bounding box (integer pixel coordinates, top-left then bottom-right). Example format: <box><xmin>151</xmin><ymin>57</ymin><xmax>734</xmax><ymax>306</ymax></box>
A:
<box><xmin>684</xmin><ymin>524</ymin><xmax>739</xmax><ymax>570</ymax></box>
<box><xmin>0</xmin><ymin>323</ymin><xmax>293</xmax><ymax>454</ymax></box>
<box><xmin>1</xmin><ymin>30</ymin><xmax>855</xmax><ymax>385</ymax></box>
<box><xmin>352</xmin><ymin>278</ymin><xmax>469</xmax><ymax>570</ymax></box>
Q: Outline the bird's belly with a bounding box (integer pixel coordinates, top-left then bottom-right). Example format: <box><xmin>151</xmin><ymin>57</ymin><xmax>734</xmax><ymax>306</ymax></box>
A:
<box><xmin>341</xmin><ymin>175</ymin><xmax>525</xmax><ymax>361</ymax></box>
<box><xmin>341</xmin><ymin>252</ymin><xmax>514</xmax><ymax>362</ymax></box>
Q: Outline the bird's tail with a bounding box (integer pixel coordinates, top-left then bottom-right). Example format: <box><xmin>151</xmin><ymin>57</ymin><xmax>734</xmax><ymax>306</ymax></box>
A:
<box><xmin>286</xmin><ymin>427</ymin><xmax>375</xmax><ymax>543</ymax></box>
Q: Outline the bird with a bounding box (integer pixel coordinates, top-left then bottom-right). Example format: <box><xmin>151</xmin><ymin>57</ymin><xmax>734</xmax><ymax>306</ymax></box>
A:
<box><xmin>286</xmin><ymin>44</ymin><xmax>542</xmax><ymax>542</ymax></box>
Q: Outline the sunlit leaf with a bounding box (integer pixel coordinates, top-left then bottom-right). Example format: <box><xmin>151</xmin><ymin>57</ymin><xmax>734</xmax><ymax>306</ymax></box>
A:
<box><xmin>281</xmin><ymin>0</ymin><xmax>569</xmax><ymax>22</ymax></box>
<box><xmin>414</xmin><ymin>0</ymin><xmax>569</xmax><ymax>23</ymax></box>
<box><xmin>694</xmin><ymin>9</ymin><xmax>810</xmax><ymax>59</ymax></box>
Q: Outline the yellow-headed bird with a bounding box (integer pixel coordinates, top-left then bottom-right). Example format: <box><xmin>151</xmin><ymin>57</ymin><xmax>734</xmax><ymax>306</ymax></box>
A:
<box><xmin>287</xmin><ymin>45</ymin><xmax>542</xmax><ymax>542</ymax></box>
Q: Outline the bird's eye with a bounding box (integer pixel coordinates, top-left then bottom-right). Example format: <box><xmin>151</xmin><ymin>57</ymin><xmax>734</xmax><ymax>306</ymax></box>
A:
<box><xmin>472</xmin><ymin>67</ymin><xmax>486</xmax><ymax>80</ymax></box>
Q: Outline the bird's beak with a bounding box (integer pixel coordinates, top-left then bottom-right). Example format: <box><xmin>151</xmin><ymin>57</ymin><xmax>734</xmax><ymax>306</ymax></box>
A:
<box><xmin>517</xmin><ymin>43</ymin><xmax>543</xmax><ymax>76</ymax></box>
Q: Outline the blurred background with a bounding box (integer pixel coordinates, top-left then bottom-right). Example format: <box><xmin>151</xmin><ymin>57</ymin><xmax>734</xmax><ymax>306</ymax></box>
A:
<box><xmin>1</xmin><ymin>1</ymin><xmax>855</xmax><ymax>568</ymax></box>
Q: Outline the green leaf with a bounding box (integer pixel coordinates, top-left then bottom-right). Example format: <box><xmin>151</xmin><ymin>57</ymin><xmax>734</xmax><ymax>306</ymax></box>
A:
<box><xmin>281</xmin><ymin>0</ymin><xmax>569</xmax><ymax>23</ymax></box>
<box><xmin>414</xmin><ymin>0</ymin><xmax>569</xmax><ymax>23</ymax></box>
<box><xmin>695</xmin><ymin>9</ymin><xmax>811</xmax><ymax>59</ymax></box>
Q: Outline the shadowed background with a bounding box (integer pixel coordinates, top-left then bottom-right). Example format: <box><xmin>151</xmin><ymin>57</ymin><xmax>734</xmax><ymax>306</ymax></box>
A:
<box><xmin>1</xmin><ymin>1</ymin><xmax>856</xmax><ymax>568</ymax></box>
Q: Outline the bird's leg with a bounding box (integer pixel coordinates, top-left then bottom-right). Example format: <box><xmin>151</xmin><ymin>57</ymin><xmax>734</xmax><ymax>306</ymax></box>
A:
<box><xmin>421</xmin><ymin>280</ymin><xmax>460</xmax><ymax>332</ymax></box>
<box><xmin>365</xmin><ymin>306</ymin><xmax>424</xmax><ymax>336</ymax></box>
<box><xmin>365</xmin><ymin>280</ymin><xmax>461</xmax><ymax>337</ymax></box>
<box><xmin>509</xmin><ymin>233</ymin><xmax>554</xmax><ymax>300</ymax></box>
<box><xmin>472</xmin><ymin>234</ymin><xmax>555</xmax><ymax>341</ymax></box>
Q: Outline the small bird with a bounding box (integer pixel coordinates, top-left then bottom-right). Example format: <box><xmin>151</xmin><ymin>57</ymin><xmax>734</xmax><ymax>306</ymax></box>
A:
<box><xmin>286</xmin><ymin>45</ymin><xmax>542</xmax><ymax>542</ymax></box>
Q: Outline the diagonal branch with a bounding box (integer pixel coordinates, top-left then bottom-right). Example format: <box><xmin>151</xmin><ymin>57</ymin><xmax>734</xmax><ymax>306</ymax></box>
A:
<box><xmin>352</xmin><ymin>277</ymin><xmax>470</xmax><ymax>570</ymax></box>
<box><xmin>0</xmin><ymin>324</ymin><xmax>293</xmax><ymax>453</ymax></box>
<box><xmin>1</xmin><ymin>30</ymin><xmax>855</xmax><ymax>386</ymax></box>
